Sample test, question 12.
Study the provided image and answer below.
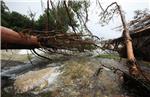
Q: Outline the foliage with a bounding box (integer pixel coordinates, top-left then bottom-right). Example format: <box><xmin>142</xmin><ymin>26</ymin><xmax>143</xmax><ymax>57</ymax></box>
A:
<box><xmin>1</xmin><ymin>1</ymin><xmax>32</xmax><ymax>31</ymax></box>
<box><xmin>35</xmin><ymin>0</ymin><xmax>90</xmax><ymax>33</ymax></box>
<box><xmin>1</xmin><ymin>0</ymin><xmax>9</xmax><ymax>13</ymax></box>
<box><xmin>35</xmin><ymin>2</ymin><xmax>78</xmax><ymax>32</ymax></box>
<box><xmin>9</xmin><ymin>12</ymin><xmax>32</xmax><ymax>31</ymax></box>
<box><xmin>1</xmin><ymin>0</ymin><xmax>10</xmax><ymax>27</ymax></box>
<box><xmin>68</xmin><ymin>0</ymin><xmax>91</xmax><ymax>34</ymax></box>
<box><xmin>1</xmin><ymin>0</ymin><xmax>90</xmax><ymax>33</ymax></box>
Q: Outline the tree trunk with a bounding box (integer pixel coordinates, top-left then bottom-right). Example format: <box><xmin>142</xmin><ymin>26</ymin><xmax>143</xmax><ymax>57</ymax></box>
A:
<box><xmin>117</xmin><ymin>4</ymin><xmax>140</xmax><ymax>76</ymax></box>
<box><xmin>1</xmin><ymin>26</ymin><xmax>40</xmax><ymax>49</ymax></box>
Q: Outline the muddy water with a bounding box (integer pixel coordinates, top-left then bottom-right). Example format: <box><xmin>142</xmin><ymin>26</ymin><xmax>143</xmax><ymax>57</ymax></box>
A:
<box><xmin>1</xmin><ymin>56</ymin><xmax>150</xmax><ymax>97</ymax></box>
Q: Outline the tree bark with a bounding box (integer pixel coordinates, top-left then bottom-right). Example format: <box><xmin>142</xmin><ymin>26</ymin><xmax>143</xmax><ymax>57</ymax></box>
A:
<box><xmin>1</xmin><ymin>26</ymin><xmax>40</xmax><ymax>49</ymax></box>
<box><xmin>117</xmin><ymin>4</ymin><xmax>140</xmax><ymax>76</ymax></box>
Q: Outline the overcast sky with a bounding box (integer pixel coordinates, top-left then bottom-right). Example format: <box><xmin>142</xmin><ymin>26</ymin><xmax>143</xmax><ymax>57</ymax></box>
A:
<box><xmin>4</xmin><ymin>0</ymin><xmax>150</xmax><ymax>39</ymax></box>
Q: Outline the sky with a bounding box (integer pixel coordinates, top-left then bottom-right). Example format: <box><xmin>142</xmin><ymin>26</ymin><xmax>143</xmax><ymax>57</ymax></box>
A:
<box><xmin>4</xmin><ymin>0</ymin><xmax>150</xmax><ymax>40</ymax></box>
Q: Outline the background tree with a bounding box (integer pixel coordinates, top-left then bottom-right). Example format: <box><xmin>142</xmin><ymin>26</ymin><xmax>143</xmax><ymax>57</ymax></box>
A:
<box><xmin>1</xmin><ymin>0</ymin><xmax>10</xmax><ymax>27</ymax></box>
<box><xmin>1</xmin><ymin>0</ymin><xmax>90</xmax><ymax>33</ymax></box>
<box><xmin>35</xmin><ymin>0</ymin><xmax>82</xmax><ymax>32</ymax></box>
<box><xmin>9</xmin><ymin>12</ymin><xmax>32</xmax><ymax>31</ymax></box>
<box><xmin>1</xmin><ymin>0</ymin><xmax>32</xmax><ymax>31</ymax></box>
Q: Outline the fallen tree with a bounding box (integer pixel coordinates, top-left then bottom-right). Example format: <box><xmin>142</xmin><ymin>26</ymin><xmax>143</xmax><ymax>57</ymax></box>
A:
<box><xmin>1</xmin><ymin>1</ymin><xmax>149</xmax><ymax>93</ymax></box>
<box><xmin>1</xmin><ymin>26</ymin><xmax>39</xmax><ymax>49</ymax></box>
<box><xmin>101</xmin><ymin>14</ymin><xmax>150</xmax><ymax>61</ymax></box>
<box><xmin>1</xmin><ymin>26</ymin><xmax>97</xmax><ymax>51</ymax></box>
<box><xmin>97</xmin><ymin>2</ymin><xmax>150</xmax><ymax>79</ymax></box>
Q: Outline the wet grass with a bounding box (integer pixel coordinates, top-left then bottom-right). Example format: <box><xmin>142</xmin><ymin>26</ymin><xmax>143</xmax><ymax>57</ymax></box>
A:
<box><xmin>96</xmin><ymin>54</ymin><xmax>120</xmax><ymax>60</ymax></box>
<box><xmin>55</xmin><ymin>58</ymin><xmax>98</xmax><ymax>96</ymax></box>
<box><xmin>52</xmin><ymin>57</ymin><xmax>123</xmax><ymax>97</ymax></box>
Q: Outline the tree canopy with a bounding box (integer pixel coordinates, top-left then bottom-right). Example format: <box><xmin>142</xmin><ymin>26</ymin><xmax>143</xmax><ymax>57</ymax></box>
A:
<box><xmin>1</xmin><ymin>0</ymin><xmax>90</xmax><ymax>33</ymax></box>
<box><xmin>1</xmin><ymin>1</ymin><xmax>32</xmax><ymax>31</ymax></box>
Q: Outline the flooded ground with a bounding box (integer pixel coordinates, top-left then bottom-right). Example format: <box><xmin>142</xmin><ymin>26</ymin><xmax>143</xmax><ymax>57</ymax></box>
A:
<box><xmin>1</xmin><ymin>50</ymin><xmax>150</xmax><ymax>97</ymax></box>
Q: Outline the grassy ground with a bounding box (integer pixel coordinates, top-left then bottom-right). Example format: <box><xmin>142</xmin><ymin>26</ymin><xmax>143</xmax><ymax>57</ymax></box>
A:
<box><xmin>49</xmin><ymin>57</ymin><xmax>123</xmax><ymax>97</ymax></box>
<box><xmin>96</xmin><ymin>54</ymin><xmax>121</xmax><ymax>60</ymax></box>
<box><xmin>1</xmin><ymin>51</ymin><xmax>149</xmax><ymax>97</ymax></box>
<box><xmin>1</xmin><ymin>50</ymin><xmax>32</xmax><ymax>68</ymax></box>
<box><xmin>1</xmin><ymin>50</ymin><xmax>32</xmax><ymax>62</ymax></box>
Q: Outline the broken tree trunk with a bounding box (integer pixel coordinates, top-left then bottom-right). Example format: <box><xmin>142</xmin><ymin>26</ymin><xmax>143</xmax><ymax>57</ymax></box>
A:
<box><xmin>1</xmin><ymin>26</ymin><xmax>40</xmax><ymax>49</ymax></box>
<box><xmin>1</xmin><ymin>26</ymin><xmax>95</xmax><ymax>51</ymax></box>
<box><xmin>116</xmin><ymin>4</ymin><xmax>140</xmax><ymax>76</ymax></box>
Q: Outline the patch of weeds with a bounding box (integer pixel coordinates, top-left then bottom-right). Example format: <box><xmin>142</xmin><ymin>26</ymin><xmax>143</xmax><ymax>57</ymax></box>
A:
<box><xmin>56</xmin><ymin>58</ymin><xmax>96</xmax><ymax>96</ymax></box>
<box><xmin>96</xmin><ymin>54</ymin><xmax>120</xmax><ymax>60</ymax></box>
<box><xmin>39</xmin><ymin>91</ymin><xmax>52</xmax><ymax>97</ymax></box>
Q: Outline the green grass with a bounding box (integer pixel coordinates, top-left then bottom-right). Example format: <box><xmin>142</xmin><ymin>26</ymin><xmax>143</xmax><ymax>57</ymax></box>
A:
<box><xmin>96</xmin><ymin>54</ymin><xmax>120</xmax><ymax>60</ymax></box>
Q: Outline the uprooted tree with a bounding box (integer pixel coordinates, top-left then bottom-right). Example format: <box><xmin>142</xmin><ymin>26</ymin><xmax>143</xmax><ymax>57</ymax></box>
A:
<box><xmin>104</xmin><ymin>2</ymin><xmax>141</xmax><ymax>77</ymax></box>
<box><xmin>97</xmin><ymin>1</ymin><xmax>150</xmax><ymax>81</ymax></box>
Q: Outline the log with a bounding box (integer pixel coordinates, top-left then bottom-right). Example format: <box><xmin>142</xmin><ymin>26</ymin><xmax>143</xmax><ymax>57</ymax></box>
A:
<box><xmin>1</xmin><ymin>26</ymin><xmax>40</xmax><ymax>49</ymax></box>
